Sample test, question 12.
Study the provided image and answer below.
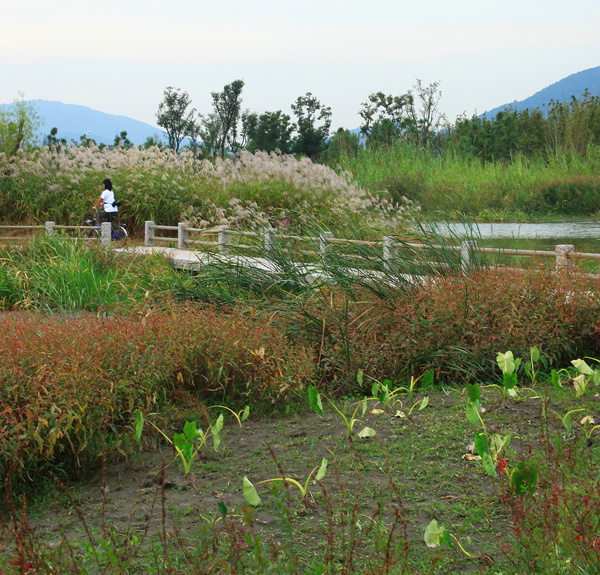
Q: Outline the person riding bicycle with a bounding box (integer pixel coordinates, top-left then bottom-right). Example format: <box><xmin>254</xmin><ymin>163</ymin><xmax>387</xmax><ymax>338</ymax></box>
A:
<box><xmin>93</xmin><ymin>178</ymin><xmax>119</xmax><ymax>226</ymax></box>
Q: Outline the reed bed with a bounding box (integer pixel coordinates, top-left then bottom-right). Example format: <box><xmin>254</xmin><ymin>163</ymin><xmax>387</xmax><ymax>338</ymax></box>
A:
<box><xmin>0</xmin><ymin>146</ymin><xmax>417</xmax><ymax>236</ymax></box>
<box><xmin>339</xmin><ymin>141</ymin><xmax>600</xmax><ymax>219</ymax></box>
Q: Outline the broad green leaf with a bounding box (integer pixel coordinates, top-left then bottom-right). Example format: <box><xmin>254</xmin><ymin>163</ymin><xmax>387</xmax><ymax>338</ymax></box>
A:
<box><xmin>514</xmin><ymin>357</ymin><xmax>522</xmax><ymax>372</ymax></box>
<box><xmin>241</xmin><ymin>406</ymin><xmax>250</xmax><ymax>421</ymax></box>
<box><xmin>572</xmin><ymin>359</ymin><xmax>593</xmax><ymax>376</ymax></box>
<box><xmin>503</xmin><ymin>371</ymin><xmax>518</xmax><ymax>390</ymax></box>
<box><xmin>174</xmin><ymin>434</ymin><xmax>193</xmax><ymax>461</ymax></box>
<box><xmin>421</xmin><ymin>369</ymin><xmax>434</xmax><ymax>388</ymax></box>
<box><xmin>507</xmin><ymin>387</ymin><xmax>518</xmax><ymax>398</ymax></box>
<box><xmin>243</xmin><ymin>477</ymin><xmax>261</xmax><ymax>506</ymax></box>
<box><xmin>466</xmin><ymin>401</ymin><xmax>481</xmax><ymax>427</ymax></box>
<box><xmin>212</xmin><ymin>429</ymin><xmax>221</xmax><ymax>452</ymax></box>
<box><xmin>371</xmin><ymin>381</ymin><xmax>380</xmax><ymax>398</ymax></box>
<box><xmin>316</xmin><ymin>458</ymin><xmax>328</xmax><ymax>481</ymax></box>
<box><xmin>361</xmin><ymin>398</ymin><xmax>368</xmax><ymax>416</ymax></box>
<box><xmin>424</xmin><ymin>520</ymin><xmax>445</xmax><ymax>548</ymax></box>
<box><xmin>357</xmin><ymin>426</ymin><xmax>376</xmax><ymax>438</ymax></box>
<box><xmin>490</xmin><ymin>433</ymin><xmax>511</xmax><ymax>456</ymax></box>
<box><xmin>211</xmin><ymin>414</ymin><xmax>224</xmax><ymax>451</ymax></box>
<box><xmin>308</xmin><ymin>385</ymin><xmax>323</xmax><ymax>416</ymax></box>
<box><xmin>481</xmin><ymin>452</ymin><xmax>498</xmax><ymax>478</ymax></box>
<box><xmin>530</xmin><ymin>346</ymin><xmax>540</xmax><ymax>362</ymax></box>
<box><xmin>218</xmin><ymin>501</ymin><xmax>227</xmax><ymax>519</ymax></box>
<box><xmin>357</xmin><ymin>370</ymin><xmax>363</xmax><ymax>387</ymax></box>
<box><xmin>497</xmin><ymin>351</ymin><xmax>515</xmax><ymax>375</ymax></box>
<box><xmin>183</xmin><ymin>421</ymin><xmax>198</xmax><ymax>441</ymax></box>
<box><xmin>551</xmin><ymin>369</ymin><xmax>562</xmax><ymax>389</ymax></box>
<box><xmin>134</xmin><ymin>410</ymin><xmax>144</xmax><ymax>442</ymax></box>
<box><xmin>466</xmin><ymin>383</ymin><xmax>481</xmax><ymax>403</ymax></box>
<box><xmin>212</xmin><ymin>413</ymin><xmax>224</xmax><ymax>434</ymax></box>
<box><xmin>524</xmin><ymin>361</ymin><xmax>532</xmax><ymax>378</ymax></box>
<box><xmin>573</xmin><ymin>375</ymin><xmax>586</xmax><ymax>398</ymax></box>
<box><xmin>419</xmin><ymin>396</ymin><xmax>429</xmax><ymax>410</ymax></box>
<box><xmin>474</xmin><ymin>432</ymin><xmax>489</xmax><ymax>457</ymax></box>
<box><xmin>173</xmin><ymin>433</ymin><xmax>186</xmax><ymax>451</ymax></box>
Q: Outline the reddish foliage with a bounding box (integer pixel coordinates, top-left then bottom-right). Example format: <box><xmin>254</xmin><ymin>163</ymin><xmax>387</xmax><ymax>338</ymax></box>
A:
<box><xmin>0</xmin><ymin>303</ymin><xmax>315</xmax><ymax>483</ymax></box>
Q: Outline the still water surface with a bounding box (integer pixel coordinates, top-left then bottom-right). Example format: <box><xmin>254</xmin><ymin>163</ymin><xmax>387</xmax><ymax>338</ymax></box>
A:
<box><xmin>435</xmin><ymin>220</ymin><xmax>600</xmax><ymax>252</ymax></box>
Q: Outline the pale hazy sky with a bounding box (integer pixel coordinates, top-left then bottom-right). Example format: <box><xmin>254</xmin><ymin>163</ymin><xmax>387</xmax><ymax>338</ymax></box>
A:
<box><xmin>2</xmin><ymin>0</ymin><xmax>599</xmax><ymax>131</ymax></box>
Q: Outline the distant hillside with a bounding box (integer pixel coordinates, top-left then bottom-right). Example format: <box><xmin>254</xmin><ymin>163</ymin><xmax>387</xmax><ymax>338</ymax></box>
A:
<box><xmin>482</xmin><ymin>66</ymin><xmax>600</xmax><ymax>118</ymax></box>
<box><xmin>4</xmin><ymin>100</ymin><xmax>164</xmax><ymax>146</ymax></box>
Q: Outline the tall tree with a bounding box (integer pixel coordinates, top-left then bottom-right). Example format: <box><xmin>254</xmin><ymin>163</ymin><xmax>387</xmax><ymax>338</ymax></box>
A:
<box><xmin>211</xmin><ymin>79</ymin><xmax>245</xmax><ymax>158</ymax></box>
<box><xmin>0</xmin><ymin>94</ymin><xmax>43</xmax><ymax>158</ymax></box>
<box><xmin>156</xmin><ymin>86</ymin><xmax>197</xmax><ymax>152</ymax></box>
<box><xmin>291</xmin><ymin>93</ymin><xmax>332</xmax><ymax>160</ymax></box>
<box><xmin>244</xmin><ymin>110</ymin><xmax>295</xmax><ymax>154</ymax></box>
<box><xmin>406</xmin><ymin>79</ymin><xmax>447</xmax><ymax>148</ymax></box>
<box><xmin>113</xmin><ymin>130</ymin><xmax>133</xmax><ymax>149</ymax></box>
<box><xmin>359</xmin><ymin>91</ymin><xmax>412</xmax><ymax>148</ymax></box>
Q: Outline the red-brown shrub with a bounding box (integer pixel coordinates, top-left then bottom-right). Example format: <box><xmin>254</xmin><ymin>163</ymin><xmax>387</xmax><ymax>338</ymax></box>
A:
<box><xmin>314</xmin><ymin>269</ymin><xmax>600</xmax><ymax>387</ymax></box>
<box><xmin>0</xmin><ymin>304</ymin><xmax>315</xmax><ymax>484</ymax></box>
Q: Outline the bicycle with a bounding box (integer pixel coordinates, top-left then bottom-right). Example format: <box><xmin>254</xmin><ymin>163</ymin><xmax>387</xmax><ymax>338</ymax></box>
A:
<box><xmin>82</xmin><ymin>203</ymin><xmax>128</xmax><ymax>248</ymax></box>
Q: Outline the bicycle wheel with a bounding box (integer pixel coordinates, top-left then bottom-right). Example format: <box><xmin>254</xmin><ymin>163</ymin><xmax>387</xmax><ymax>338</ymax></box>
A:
<box><xmin>83</xmin><ymin>227</ymin><xmax>100</xmax><ymax>242</ymax></box>
<box><xmin>111</xmin><ymin>225</ymin><xmax>128</xmax><ymax>248</ymax></box>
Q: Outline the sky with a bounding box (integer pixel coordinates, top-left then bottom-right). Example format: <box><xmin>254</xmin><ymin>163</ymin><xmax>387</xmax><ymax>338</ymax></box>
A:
<box><xmin>1</xmin><ymin>0</ymin><xmax>599</xmax><ymax>132</ymax></box>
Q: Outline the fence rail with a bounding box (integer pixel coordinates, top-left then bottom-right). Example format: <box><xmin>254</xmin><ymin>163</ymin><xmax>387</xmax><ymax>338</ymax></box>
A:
<box><xmin>142</xmin><ymin>221</ymin><xmax>600</xmax><ymax>275</ymax></box>
<box><xmin>0</xmin><ymin>221</ymin><xmax>115</xmax><ymax>246</ymax></box>
<box><xmin>1</xmin><ymin>220</ymin><xmax>598</xmax><ymax>275</ymax></box>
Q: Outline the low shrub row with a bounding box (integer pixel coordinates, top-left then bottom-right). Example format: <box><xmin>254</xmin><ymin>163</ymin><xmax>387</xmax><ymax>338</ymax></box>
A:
<box><xmin>0</xmin><ymin>305</ymin><xmax>315</xmax><ymax>484</ymax></box>
<box><xmin>281</xmin><ymin>269</ymin><xmax>600</xmax><ymax>388</ymax></box>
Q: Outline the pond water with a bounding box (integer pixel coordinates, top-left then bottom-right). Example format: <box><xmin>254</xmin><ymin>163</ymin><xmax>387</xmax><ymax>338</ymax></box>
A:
<box><xmin>433</xmin><ymin>220</ymin><xmax>600</xmax><ymax>253</ymax></box>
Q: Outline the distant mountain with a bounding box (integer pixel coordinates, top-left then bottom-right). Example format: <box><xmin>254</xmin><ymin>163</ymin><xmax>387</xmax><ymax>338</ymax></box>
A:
<box><xmin>5</xmin><ymin>100</ymin><xmax>164</xmax><ymax>146</ymax></box>
<box><xmin>482</xmin><ymin>66</ymin><xmax>600</xmax><ymax>118</ymax></box>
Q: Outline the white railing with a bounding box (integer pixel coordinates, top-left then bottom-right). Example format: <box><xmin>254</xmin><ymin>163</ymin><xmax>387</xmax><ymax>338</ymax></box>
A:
<box><xmin>0</xmin><ymin>221</ymin><xmax>114</xmax><ymax>246</ymax></box>
<box><xmin>143</xmin><ymin>221</ymin><xmax>600</xmax><ymax>275</ymax></box>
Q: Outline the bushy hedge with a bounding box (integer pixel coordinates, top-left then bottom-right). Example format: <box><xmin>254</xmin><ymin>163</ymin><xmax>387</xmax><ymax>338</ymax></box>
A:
<box><xmin>298</xmin><ymin>269</ymin><xmax>600</xmax><ymax>388</ymax></box>
<box><xmin>0</xmin><ymin>305</ymin><xmax>315</xmax><ymax>483</ymax></box>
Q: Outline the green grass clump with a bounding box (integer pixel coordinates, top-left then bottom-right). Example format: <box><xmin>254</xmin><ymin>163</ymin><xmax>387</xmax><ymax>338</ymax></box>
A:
<box><xmin>339</xmin><ymin>141</ymin><xmax>600</xmax><ymax>219</ymax></box>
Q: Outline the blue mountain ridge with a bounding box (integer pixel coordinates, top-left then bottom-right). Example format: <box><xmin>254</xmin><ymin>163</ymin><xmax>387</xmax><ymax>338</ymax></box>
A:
<box><xmin>2</xmin><ymin>100</ymin><xmax>164</xmax><ymax>146</ymax></box>
<box><xmin>481</xmin><ymin>66</ymin><xmax>600</xmax><ymax>118</ymax></box>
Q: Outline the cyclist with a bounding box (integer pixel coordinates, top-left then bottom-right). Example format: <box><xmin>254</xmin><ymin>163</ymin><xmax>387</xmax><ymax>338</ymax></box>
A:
<box><xmin>93</xmin><ymin>178</ymin><xmax>119</xmax><ymax>225</ymax></box>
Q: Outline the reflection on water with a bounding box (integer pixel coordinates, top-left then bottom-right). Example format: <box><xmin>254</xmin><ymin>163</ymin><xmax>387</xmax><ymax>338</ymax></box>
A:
<box><xmin>433</xmin><ymin>220</ymin><xmax>600</xmax><ymax>252</ymax></box>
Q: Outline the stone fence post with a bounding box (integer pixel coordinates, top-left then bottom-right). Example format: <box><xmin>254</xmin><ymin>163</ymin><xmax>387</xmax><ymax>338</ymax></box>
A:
<box><xmin>178</xmin><ymin>222</ymin><xmax>189</xmax><ymax>250</ymax></box>
<box><xmin>218</xmin><ymin>225</ymin><xmax>230</xmax><ymax>255</ymax></box>
<box><xmin>101</xmin><ymin>222</ymin><xmax>111</xmax><ymax>246</ymax></box>
<box><xmin>555</xmin><ymin>244</ymin><xmax>574</xmax><ymax>273</ymax></box>
<box><xmin>145</xmin><ymin>221</ymin><xmax>155</xmax><ymax>247</ymax></box>
<box><xmin>461</xmin><ymin>240</ymin><xmax>478</xmax><ymax>273</ymax></box>
<box><xmin>45</xmin><ymin>221</ymin><xmax>55</xmax><ymax>237</ymax></box>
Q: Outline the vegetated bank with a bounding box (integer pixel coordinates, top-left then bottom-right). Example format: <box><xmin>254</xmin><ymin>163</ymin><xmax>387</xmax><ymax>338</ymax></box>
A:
<box><xmin>338</xmin><ymin>140</ymin><xmax>600</xmax><ymax>221</ymax></box>
<box><xmin>1</xmin><ymin>236</ymin><xmax>599</xmax><ymax>487</ymax></box>
<box><xmin>1</xmin><ymin>234</ymin><xmax>600</xmax><ymax>573</ymax></box>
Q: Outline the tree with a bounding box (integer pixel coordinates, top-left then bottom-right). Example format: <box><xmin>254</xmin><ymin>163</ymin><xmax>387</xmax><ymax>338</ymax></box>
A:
<box><xmin>0</xmin><ymin>94</ymin><xmax>44</xmax><ymax>158</ymax></box>
<box><xmin>291</xmin><ymin>93</ymin><xmax>332</xmax><ymax>160</ymax></box>
<box><xmin>210</xmin><ymin>79</ymin><xmax>245</xmax><ymax>158</ymax></box>
<box><xmin>406</xmin><ymin>79</ymin><xmax>447</xmax><ymax>149</ymax></box>
<box><xmin>244</xmin><ymin>110</ymin><xmax>295</xmax><ymax>154</ymax></box>
<box><xmin>197</xmin><ymin>112</ymin><xmax>222</xmax><ymax>158</ymax></box>
<box><xmin>359</xmin><ymin>91</ymin><xmax>412</xmax><ymax>148</ymax></box>
<box><xmin>324</xmin><ymin>128</ymin><xmax>360</xmax><ymax>165</ymax></box>
<box><xmin>156</xmin><ymin>86</ymin><xmax>197</xmax><ymax>152</ymax></box>
<box><xmin>45</xmin><ymin>127</ymin><xmax>67</xmax><ymax>148</ymax></box>
<box><xmin>142</xmin><ymin>134</ymin><xmax>164</xmax><ymax>149</ymax></box>
<box><xmin>114</xmin><ymin>130</ymin><xmax>133</xmax><ymax>149</ymax></box>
